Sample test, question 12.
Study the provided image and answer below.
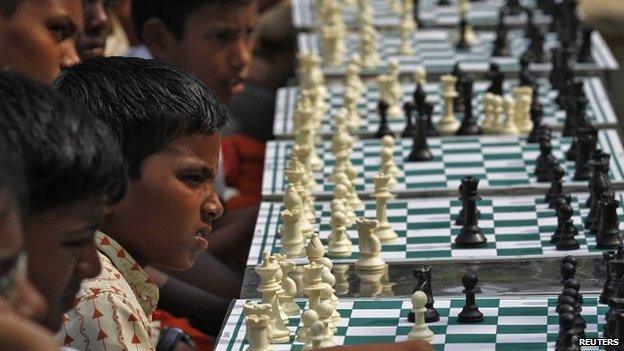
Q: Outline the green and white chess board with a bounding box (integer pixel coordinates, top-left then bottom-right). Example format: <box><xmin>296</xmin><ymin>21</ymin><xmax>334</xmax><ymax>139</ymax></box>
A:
<box><xmin>248</xmin><ymin>192</ymin><xmax>624</xmax><ymax>266</ymax></box>
<box><xmin>292</xmin><ymin>0</ymin><xmax>549</xmax><ymax>30</ymax></box>
<box><xmin>274</xmin><ymin>77</ymin><xmax>616</xmax><ymax>138</ymax></box>
<box><xmin>262</xmin><ymin>130</ymin><xmax>624</xmax><ymax>199</ymax></box>
<box><xmin>215</xmin><ymin>296</ymin><xmax>607</xmax><ymax>351</ymax></box>
<box><xmin>297</xmin><ymin>29</ymin><xmax>618</xmax><ymax>77</ymax></box>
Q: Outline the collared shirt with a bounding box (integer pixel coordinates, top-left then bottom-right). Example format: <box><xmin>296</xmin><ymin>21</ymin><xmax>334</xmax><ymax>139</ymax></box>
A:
<box><xmin>58</xmin><ymin>232</ymin><xmax>159</xmax><ymax>351</ymax></box>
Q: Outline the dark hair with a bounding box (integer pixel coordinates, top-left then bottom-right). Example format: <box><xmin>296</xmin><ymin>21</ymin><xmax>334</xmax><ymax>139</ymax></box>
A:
<box><xmin>53</xmin><ymin>56</ymin><xmax>230</xmax><ymax>179</ymax></box>
<box><xmin>131</xmin><ymin>0</ymin><xmax>253</xmax><ymax>41</ymax></box>
<box><xmin>0</xmin><ymin>70</ymin><xmax>127</xmax><ymax>216</ymax></box>
<box><xmin>0</xmin><ymin>0</ymin><xmax>20</xmax><ymax>18</ymax></box>
<box><xmin>0</xmin><ymin>133</ymin><xmax>25</xmax><ymax>211</ymax></box>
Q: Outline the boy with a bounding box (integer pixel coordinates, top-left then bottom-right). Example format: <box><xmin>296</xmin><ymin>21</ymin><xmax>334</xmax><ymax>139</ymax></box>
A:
<box><xmin>0</xmin><ymin>0</ymin><xmax>83</xmax><ymax>83</ymax></box>
<box><xmin>54</xmin><ymin>56</ymin><xmax>228</xmax><ymax>350</ymax></box>
<box><xmin>76</xmin><ymin>0</ymin><xmax>114</xmax><ymax>60</ymax></box>
<box><xmin>0</xmin><ymin>69</ymin><xmax>128</xmax><ymax>332</ymax></box>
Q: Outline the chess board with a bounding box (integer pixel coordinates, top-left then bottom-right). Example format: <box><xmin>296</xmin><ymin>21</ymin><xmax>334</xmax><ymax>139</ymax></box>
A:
<box><xmin>273</xmin><ymin>77</ymin><xmax>616</xmax><ymax>138</ymax></box>
<box><xmin>248</xmin><ymin>192</ymin><xmax>624</xmax><ymax>266</ymax></box>
<box><xmin>215</xmin><ymin>296</ymin><xmax>607</xmax><ymax>351</ymax></box>
<box><xmin>292</xmin><ymin>0</ymin><xmax>550</xmax><ymax>30</ymax></box>
<box><xmin>262</xmin><ymin>130</ymin><xmax>624</xmax><ymax>199</ymax></box>
<box><xmin>297</xmin><ymin>29</ymin><xmax>618</xmax><ymax>77</ymax></box>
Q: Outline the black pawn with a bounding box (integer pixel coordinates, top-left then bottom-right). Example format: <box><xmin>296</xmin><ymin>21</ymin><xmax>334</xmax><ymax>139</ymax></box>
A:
<box><xmin>412</xmin><ymin>0</ymin><xmax>420</xmax><ymax>27</ymax></box>
<box><xmin>486</xmin><ymin>62</ymin><xmax>504</xmax><ymax>96</ymax></box>
<box><xmin>563</xmin><ymin>255</ymin><xmax>578</xmax><ymax>269</ymax></box>
<box><xmin>456</xmin><ymin>18</ymin><xmax>469</xmax><ymax>50</ymax></box>
<box><xmin>402</xmin><ymin>102</ymin><xmax>416</xmax><ymax>138</ymax></box>
<box><xmin>527</xmin><ymin>105</ymin><xmax>544</xmax><ymax>143</ymax></box>
<box><xmin>492</xmin><ymin>14</ymin><xmax>509</xmax><ymax>57</ymax></box>
<box><xmin>536</xmin><ymin>137</ymin><xmax>558</xmax><ymax>182</ymax></box>
<box><xmin>560</xmin><ymin>262</ymin><xmax>576</xmax><ymax>284</ymax></box>
<box><xmin>600</xmin><ymin>251</ymin><xmax>616</xmax><ymax>304</ymax></box>
<box><xmin>407</xmin><ymin>265</ymin><xmax>439</xmax><ymax>323</ymax></box>
<box><xmin>457</xmin><ymin>272</ymin><xmax>484</xmax><ymax>323</ymax></box>
<box><xmin>573</xmin><ymin>127</ymin><xmax>597</xmax><ymax>181</ymax></box>
<box><xmin>556</xmin><ymin>203</ymin><xmax>580</xmax><ymax>251</ymax></box>
<box><xmin>375</xmin><ymin>100</ymin><xmax>392</xmax><ymax>139</ymax></box>
<box><xmin>596</xmin><ymin>198</ymin><xmax>623</xmax><ymax>249</ymax></box>
<box><xmin>551</xmin><ymin>195</ymin><xmax>574</xmax><ymax>244</ymax></box>
<box><xmin>407</xmin><ymin>109</ymin><xmax>433</xmax><ymax>162</ymax></box>
<box><xmin>545</xmin><ymin>164</ymin><xmax>565</xmax><ymax>206</ymax></box>
<box><xmin>455</xmin><ymin>177</ymin><xmax>487</xmax><ymax>247</ymax></box>
<box><xmin>456</xmin><ymin>78</ymin><xmax>481</xmax><ymax>136</ymax></box>
<box><xmin>557</xmin><ymin>313</ymin><xmax>579</xmax><ymax>351</ymax></box>
<box><xmin>577</xmin><ymin>26</ymin><xmax>593</xmax><ymax>63</ymax></box>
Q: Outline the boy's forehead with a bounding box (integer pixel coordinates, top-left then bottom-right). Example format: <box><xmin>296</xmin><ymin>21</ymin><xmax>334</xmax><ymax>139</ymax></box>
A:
<box><xmin>18</xmin><ymin>0</ymin><xmax>83</xmax><ymax>27</ymax></box>
<box><xmin>163</xmin><ymin>134</ymin><xmax>221</xmax><ymax>158</ymax></box>
<box><xmin>190</xmin><ymin>1</ymin><xmax>257</xmax><ymax>26</ymax></box>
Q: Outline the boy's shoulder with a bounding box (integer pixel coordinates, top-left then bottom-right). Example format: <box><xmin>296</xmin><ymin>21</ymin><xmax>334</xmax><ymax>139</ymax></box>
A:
<box><xmin>74</xmin><ymin>251</ymin><xmax>135</xmax><ymax>301</ymax></box>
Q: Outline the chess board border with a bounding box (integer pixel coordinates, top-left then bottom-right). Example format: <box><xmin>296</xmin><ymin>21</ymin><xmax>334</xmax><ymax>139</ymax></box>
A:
<box><xmin>291</xmin><ymin>0</ymin><xmax>552</xmax><ymax>31</ymax></box>
<box><xmin>248</xmin><ymin>192</ymin><xmax>624</xmax><ymax>266</ymax></box>
<box><xmin>215</xmin><ymin>295</ymin><xmax>608</xmax><ymax>351</ymax></box>
<box><xmin>296</xmin><ymin>29</ymin><xmax>619</xmax><ymax>79</ymax></box>
<box><xmin>262</xmin><ymin>129</ymin><xmax>624</xmax><ymax>200</ymax></box>
<box><xmin>272</xmin><ymin>76</ymin><xmax>618</xmax><ymax>139</ymax></box>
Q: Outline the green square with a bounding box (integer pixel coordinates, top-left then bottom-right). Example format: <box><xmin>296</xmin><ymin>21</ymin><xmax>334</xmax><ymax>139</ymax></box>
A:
<box><xmin>348</xmin><ymin>318</ymin><xmax>399</xmax><ymax>327</ymax></box>
<box><xmin>489</xmin><ymin>179</ymin><xmax>530</xmax><ymax>186</ymax></box>
<box><xmin>450</xmin><ymin>299</ymin><xmax>500</xmax><ymax>308</ymax></box>
<box><xmin>408</xmin><ymin>181</ymin><xmax>449</xmax><ymax>189</ymax></box>
<box><xmin>408</xmin><ymin>222</ymin><xmax>450</xmax><ymax>230</ymax></box>
<box><xmin>406</xmin><ymin>236</ymin><xmax>451</xmax><ymax>244</ymax></box>
<box><xmin>494</xmin><ymin>219</ymin><xmax>537</xmax><ymax>227</ymax></box>
<box><xmin>484</xmin><ymin>153</ymin><xmax>523</xmax><ymax>161</ymax></box>
<box><xmin>496</xmin><ymin>343</ymin><xmax>548</xmax><ymax>351</ymax></box>
<box><xmin>495</xmin><ymin>233</ymin><xmax>540</xmax><ymax>242</ymax></box>
<box><xmin>497</xmin><ymin>325</ymin><xmax>547</xmax><ymax>333</ymax></box>
<box><xmin>343</xmin><ymin>336</ymin><xmax>397</xmax><ymax>344</ymax></box>
<box><xmin>494</xmin><ymin>205</ymin><xmax>536</xmax><ymax>213</ymax></box>
<box><xmin>408</xmin><ymin>207</ymin><xmax>450</xmax><ymax>216</ymax></box>
<box><xmin>498</xmin><ymin>307</ymin><xmax>548</xmax><ymax>316</ymax></box>
<box><xmin>497</xmin><ymin>247</ymin><xmax>544</xmax><ymax>256</ymax></box>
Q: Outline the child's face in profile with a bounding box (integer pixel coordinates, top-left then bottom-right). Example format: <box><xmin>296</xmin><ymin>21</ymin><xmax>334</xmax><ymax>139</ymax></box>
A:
<box><xmin>104</xmin><ymin>133</ymin><xmax>224</xmax><ymax>270</ymax></box>
<box><xmin>76</xmin><ymin>0</ymin><xmax>112</xmax><ymax>60</ymax></box>
<box><xmin>0</xmin><ymin>191</ymin><xmax>46</xmax><ymax>321</ymax></box>
<box><xmin>0</xmin><ymin>0</ymin><xmax>83</xmax><ymax>83</ymax></box>
<box><xmin>24</xmin><ymin>197</ymin><xmax>105</xmax><ymax>331</ymax></box>
<box><xmin>162</xmin><ymin>2</ymin><xmax>257</xmax><ymax>103</ymax></box>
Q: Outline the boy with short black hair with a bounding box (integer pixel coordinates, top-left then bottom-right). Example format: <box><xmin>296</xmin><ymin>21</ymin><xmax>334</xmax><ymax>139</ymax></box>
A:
<box><xmin>0</xmin><ymin>0</ymin><xmax>83</xmax><ymax>83</ymax></box>
<box><xmin>0</xmin><ymin>69</ymin><xmax>128</xmax><ymax>332</ymax></box>
<box><xmin>54</xmin><ymin>56</ymin><xmax>228</xmax><ymax>350</ymax></box>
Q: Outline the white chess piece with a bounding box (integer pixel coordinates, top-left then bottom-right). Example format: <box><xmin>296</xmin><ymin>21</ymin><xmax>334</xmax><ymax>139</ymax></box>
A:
<box><xmin>407</xmin><ymin>291</ymin><xmax>435</xmax><ymax>342</ymax></box>
<box><xmin>371</xmin><ymin>173</ymin><xmax>398</xmax><ymax>243</ymax></box>
<box><xmin>254</xmin><ymin>253</ymin><xmax>290</xmax><ymax>343</ymax></box>
<box><xmin>398</xmin><ymin>12</ymin><xmax>415</xmax><ymax>55</ymax></box>
<box><xmin>458</xmin><ymin>0</ymin><xmax>476</xmax><ymax>46</ymax></box>
<box><xmin>437</xmin><ymin>74</ymin><xmax>460</xmax><ymax>135</ymax></box>
<box><xmin>481</xmin><ymin>93</ymin><xmax>495</xmax><ymax>134</ymax></box>
<box><xmin>296</xmin><ymin>309</ymin><xmax>319</xmax><ymax>343</ymax></box>
<box><xmin>380</xmin><ymin>148</ymin><xmax>398</xmax><ymax>188</ymax></box>
<box><xmin>381</xmin><ymin>135</ymin><xmax>401</xmax><ymax>178</ymax></box>
<box><xmin>316</xmin><ymin>299</ymin><xmax>338</xmax><ymax>335</ymax></box>
<box><xmin>492</xmin><ymin>94</ymin><xmax>505</xmax><ymax>133</ymax></box>
<box><xmin>500</xmin><ymin>96</ymin><xmax>520</xmax><ymax>135</ymax></box>
<box><xmin>513</xmin><ymin>86</ymin><xmax>533</xmax><ymax>134</ymax></box>
<box><xmin>333</xmin><ymin>182</ymin><xmax>355</xmax><ymax>225</ymax></box>
<box><xmin>360</xmin><ymin>25</ymin><xmax>380</xmax><ymax>69</ymax></box>
<box><xmin>243</xmin><ymin>302</ymin><xmax>274</xmax><ymax>351</ymax></box>
<box><xmin>355</xmin><ymin>218</ymin><xmax>386</xmax><ymax>272</ymax></box>
<box><xmin>328</xmin><ymin>211</ymin><xmax>353</xmax><ymax>257</ymax></box>
<box><xmin>277</xmin><ymin>257</ymin><xmax>302</xmax><ymax>316</ymax></box>
<box><xmin>308</xmin><ymin>321</ymin><xmax>335</xmax><ymax>350</ymax></box>
<box><xmin>413</xmin><ymin>66</ymin><xmax>427</xmax><ymax>86</ymax></box>
<box><xmin>280</xmin><ymin>207</ymin><xmax>305</xmax><ymax>258</ymax></box>
<box><xmin>333</xmin><ymin>264</ymin><xmax>350</xmax><ymax>295</ymax></box>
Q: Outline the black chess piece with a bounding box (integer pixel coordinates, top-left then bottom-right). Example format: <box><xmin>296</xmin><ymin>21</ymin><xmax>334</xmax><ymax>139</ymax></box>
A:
<box><xmin>519</xmin><ymin>53</ymin><xmax>535</xmax><ymax>88</ymax></box>
<box><xmin>551</xmin><ymin>195</ymin><xmax>574</xmax><ymax>244</ymax></box>
<box><xmin>437</xmin><ymin>0</ymin><xmax>450</xmax><ymax>5</ymax></box>
<box><xmin>503</xmin><ymin>0</ymin><xmax>522</xmax><ymax>16</ymax></box>
<box><xmin>577</xmin><ymin>26</ymin><xmax>593</xmax><ymax>63</ymax></box>
<box><xmin>536</xmin><ymin>137</ymin><xmax>558</xmax><ymax>183</ymax></box>
<box><xmin>600</xmin><ymin>251</ymin><xmax>617</xmax><ymax>304</ymax></box>
<box><xmin>546</xmin><ymin>164</ymin><xmax>565</xmax><ymax>206</ymax></box>
<box><xmin>596</xmin><ymin>197</ymin><xmax>623</xmax><ymax>249</ymax></box>
<box><xmin>412</xmin><ymin>0</ymin><xmax>421</xmax><ymax>27</ymax></box>
<box><xmin>407</xmin><ymin>265</ymin><xmax>439</xmax><ymax>323</ymax></box>
<box><xmin>527</xmin><ymin>106</ymin><xmax>544</xmax><ymax>143</ymax></box>
<box><xmin>456</xmin><ymin>78</ymin><xmax>481</xmax><ymax>136</ymax></box>
<box><xmin>557</xmin><ymin>312</ymin><xmax>579</xmax><ymax>351</ymax></box>
<box><xmin>402</xmin><ymin>102</ymin><xmax>416</xmax><ymax>138</ymax></box>
<box><xmin>452</xmin><ymin>63</ymin><xmax>466</xmax><ymax>113</ymax></box>
<box><xmin>529</xmin><ymin>29</ymin><xmax>546</xmax><ymax>64</ymax></box>
<box><xmin>585</xmin><ymin>152</ymin><xmax>611</xmax><ymax>228</ymax></box>
<box><xmin>486</xmin><ymin>62</ymin><xmax>504</xmax><ymax>96</ymax></box>
<box><xmin>455</xmin><ymin>177</ymin><xmax>487</xmax><ymax>247</ymax></box>
<box><xmin>492</xmin><ymin>14</ymin><xmax>509</xmax><ymax>57</ymax></box>
<box><xmin>591</xmin><ymin>192</ymin><xmax>615</xmax><ymax>236</ymax></box>
<box><xmin>556</xmin><ymin>203</ymin><xmax>580</xmax><ymax>251</ymax></box>
<box><xmin>423</xmin><ymin>101</ymin><xmax>438</xmax><ymax>137</ymax></box>
<box><xmin>524</xmin><ymin>9</ymin><xmax>536</xmax><ymax>38</ymax></box>
<box><xmin>456</xmin><ymin>18</ymin><xmax>469</xmax><ymax>50</ymax></box>
<box><xmin>375</xmin><ymin>100</ymin><xmax>392</xmax><ymax>138</ymax></box>
<box><xmin>563</xmin><ymin>255</ymin><xmax>578</xmax><ymax>269</ymax></box>
<box><xmin>413</xmin><ymin>80</ymin><xmax>427</xmax><ymax>118</ymax></box>
<box><xmin>573</xmin><ymin>127</ymin><xmax>597</xmax><ymax>181</ymax></box>
<box><xmin>457</xmin><ymin>272</ymin><xmax>484</xmax><ymax>323</ymax></box>
<box><xmin>607</xmin><ymin>298</ymin><xmax>624</xmax><ymax>341</ymax></box>
<box><xmin>407</xmin><ymin>109</ymin><xmax>433</xmax><ymax>162</ymax></box>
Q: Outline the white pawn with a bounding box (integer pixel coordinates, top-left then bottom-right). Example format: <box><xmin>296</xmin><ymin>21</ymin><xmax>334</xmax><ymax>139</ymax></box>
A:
<box><xmin>407</xmin><ymin>291</ymin><xmax>434</xmax><ymax>342</ymax></box>
<box><xmin>381</xmin><ymin>135</ymin><xmax>401</xmax><ymax>178</ymax></box>
<box><xmin>296</xmin><ymin>309</ymin><xmax>319</xmax><ymax>342</ymax></box>
<box><xmin>492</xmin><ymin>94</ymin><xmax>505</xmax><ymax>133</ymax></box>
<box><xmin>500</xmin><ymin>96</ymin><xmax>519</xmax><ymax>135</ymax></box>
<box><xmin>398</xmin><ymin>13</ymin><xmax>415</xmax><ymax>55</ymax></box>
<box><xmin>316</xmin><ymin>299</ymin><xmax>338</xmax><ymax>335</ymax></box>
<box><xmin>360</xmin><ymin>25</ymin><xmax>380</xmax><ymax>69</ymax></box>
<box><xmin>380</xmin><ymin>148</ymin><xmax>398</xmax><ymax>188</ymax></box>
<box><xmin>328</xmin><ymin>211</ymin><xmax>353</xmax><ymax>257</ymax></box>
<box><xmin>333</xmin><ymin>183</ymin><xmax>355</xmax><ymax>225</ymax></box>
<box><xmin>437</xmin><ymin>74</ymin><xmax>460</xmax><ymax>135</ymax></box>
<box><xmin>480</xmin><ymin>93</ymin><xmax>495</xmax><ymax>134</ymax></box>
<box><xmin>307</xmin><ymin>321</ymin><xmax>335</xmax><ymax>350</ymax></box>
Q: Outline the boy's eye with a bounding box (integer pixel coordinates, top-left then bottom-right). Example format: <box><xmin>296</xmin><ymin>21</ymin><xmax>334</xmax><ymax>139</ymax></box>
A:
<box><xmin>49</xmin><ymin>25</ymin><xmax>69</xmax><ymax>42</ymax></box>
<box><xmin>183</xmin><ymin>174</ymin><xmax>209</xmax><ymax>184</ymax></box>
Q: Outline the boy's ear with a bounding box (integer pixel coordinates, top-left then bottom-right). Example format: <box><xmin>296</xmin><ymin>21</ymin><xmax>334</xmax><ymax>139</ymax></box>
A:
<box><xmin>142</xmin><ymin>18</ymin><xmax>177</xmax><ymax>59</ymax></box>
